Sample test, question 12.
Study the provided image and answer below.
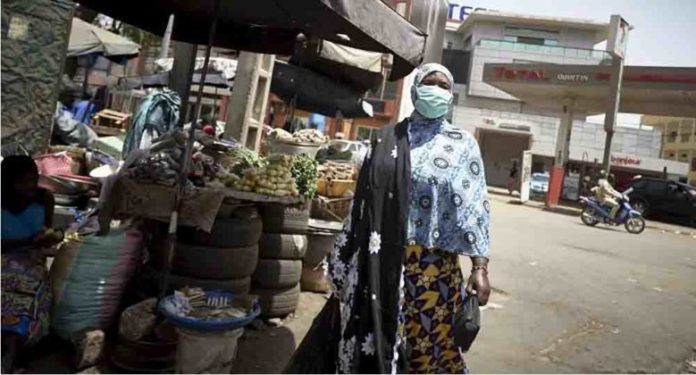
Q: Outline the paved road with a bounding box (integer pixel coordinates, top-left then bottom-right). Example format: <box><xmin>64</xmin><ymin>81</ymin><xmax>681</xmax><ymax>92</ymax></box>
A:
<box><xmin>468</xmin><ymin>198</ymin><xmax>696</xmax><ymax>373</ymax></box>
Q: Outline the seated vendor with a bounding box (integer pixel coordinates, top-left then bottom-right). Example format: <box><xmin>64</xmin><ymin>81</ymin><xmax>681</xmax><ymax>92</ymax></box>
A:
<box><xmin>1</xmin><ymin>155</ymin><xmax>61</xmax><ymax>372</ymax></box>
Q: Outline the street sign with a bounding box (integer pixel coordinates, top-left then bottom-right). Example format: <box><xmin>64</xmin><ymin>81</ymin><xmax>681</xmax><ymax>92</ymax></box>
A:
<box><xmin>607</xmin><ymin>15</ymin><xmax>630</xmax><ymax>59</ymax></box>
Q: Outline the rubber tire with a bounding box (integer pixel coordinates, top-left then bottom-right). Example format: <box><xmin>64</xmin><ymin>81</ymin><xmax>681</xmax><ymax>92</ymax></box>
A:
<box><xmin>304</xmin><ymin>233</ymin><xmax>337</xmax><ymax>267</ymax></box>
<box><xmin>173</xmin><ymin>244</ymin><xmax>259</xmax><ymax>280</ymax></box>
<box><xmin>167</xmin><ymin>274</ymin><xmax>251</xmax><ymax>295</ymax></box>
<box><xmin>251</xmin><ymin>284</ymin><xmax>300</xmax><ymax>318</ymax></box>
<box><xmin>252</xmin><ymin>258</ymin><xmax>302</xmax><ymax>289</ymax></box>
<box><xmin>178</xmin><ymin>216</ymin><xmax>262</xmax><ymax>248</ymax></box>
<box><xmin>624</xmin><ymin>216</ymin><xmax>646</xmax><ymax>234</ymax></box>
<box><xmin>300</xmin><ymin>267</ymin><xmax>330</xmax><ymax>293</ymax></box>
<box><xmin>217</xmin><ymin>202</ymin><xmax>258</xmax><ymax>220</ymax></box>
<box><xmin>259</xmin><ymin>233</ymin><xmax>307</xmax><ymax>260</ymax></box>
<box><xmin>580</xmin><ymin>207</ymin><xmax>599</xmax><ymax>226</ymax></box>
<box><xmin>259</xmin><ymin>204</ymin><xmax>309</xmax><ymax>234</ymax></box>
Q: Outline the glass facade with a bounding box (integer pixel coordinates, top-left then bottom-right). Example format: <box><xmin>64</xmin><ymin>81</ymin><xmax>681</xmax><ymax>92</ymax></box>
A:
<box><xmin>478</xmin><ymin>39</ymin><xmax>610</xmax><ymax>60</ymax></box>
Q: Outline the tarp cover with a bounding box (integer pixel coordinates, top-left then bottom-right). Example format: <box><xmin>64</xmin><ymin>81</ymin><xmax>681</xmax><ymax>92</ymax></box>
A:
<box><xmin>271</xmin><ymin>61</ymin><xmax>373</xmax><ymax>118</ymax></box>
<box><xmin>154</xmin><ymin>57</ymin><xmax>238</xmax><ymax>80</ymax></box>
<box><xmin>75</xmin><ymin>0</ymin><xmax>425</xmax><ymax>80</ymax></box>
<box><xmin>292</xmin><ymin>40</ymin><xmax>385</xmax><ymax>92</ymax></box>
<box><xmin>67</xmin><ymin>18</ymin><xmax>140</xmax><ymax>57</ymax></box>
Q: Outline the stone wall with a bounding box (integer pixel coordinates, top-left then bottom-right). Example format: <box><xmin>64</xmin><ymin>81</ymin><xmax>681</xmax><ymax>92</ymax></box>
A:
<box><xmin>1</xmin><ymin>0</ymin><xmax>74</xmax><ymax>155</ymax></box>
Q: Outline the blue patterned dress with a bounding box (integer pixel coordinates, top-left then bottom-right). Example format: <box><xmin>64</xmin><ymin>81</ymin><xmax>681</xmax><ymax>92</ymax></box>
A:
<box><xmin>401</xmin><ymin>118</ymin><xmax>490</xmax><ymax>373</ymax></box>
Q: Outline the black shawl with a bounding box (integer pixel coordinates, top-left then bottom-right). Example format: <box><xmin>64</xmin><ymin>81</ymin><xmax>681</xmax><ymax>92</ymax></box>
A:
<box><xmin>331</xmin><ymin>119</ymin><xmax>412</xmax><ymax>373</ymax></box>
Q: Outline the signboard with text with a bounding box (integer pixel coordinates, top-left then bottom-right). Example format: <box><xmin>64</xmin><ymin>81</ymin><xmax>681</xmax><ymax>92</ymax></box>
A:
<box><xmin>447</xmin><ymin>2</ymin><xmax>488</xmax><ymax>22</ymax></box>
<box><xmin>607</xmin><ymin>15</ymin><xmax>630</xmax><ymax>59</ymax></box>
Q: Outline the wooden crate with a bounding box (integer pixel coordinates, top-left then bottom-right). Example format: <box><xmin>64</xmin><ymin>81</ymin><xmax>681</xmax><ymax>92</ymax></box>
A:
<box><xmin>91</xmin><ymin>109</ymin><xmax>131</xmax><ymax>136</ymax></box>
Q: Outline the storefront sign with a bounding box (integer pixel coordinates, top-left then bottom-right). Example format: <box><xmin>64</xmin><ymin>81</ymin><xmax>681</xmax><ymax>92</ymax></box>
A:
<box><xmin>556</xmin><ymin>73</ymin><xmax>589</xmax><ymax>83</ymax></box>
<box><xmin>611</xmin><ymin>155</ymin><xmax>641</xmax><ymax>166</ymax></box>
<box><xmin>494</xmin><ymin>66</ymin><xmax>547</xmax><ymax>81</ymax></box>
<box><xmin>447</xmin><ymin>3</ymin><xmax>488</xmax><ymax>21</ymax></box>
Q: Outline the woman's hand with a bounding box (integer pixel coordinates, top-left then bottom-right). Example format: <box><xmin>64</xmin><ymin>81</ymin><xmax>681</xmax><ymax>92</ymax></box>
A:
<box><xmin>465</xmin><ymin>257</ymin><xmax>491</xmax><ymax>306</ymax></box>
<box><xmin>31</xmin><ymin>228</ymin><xmax>63</xmax><ymax>248</ymax></box>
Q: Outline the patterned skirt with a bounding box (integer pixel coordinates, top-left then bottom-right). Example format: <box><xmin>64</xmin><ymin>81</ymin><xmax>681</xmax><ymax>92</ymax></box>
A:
<box><xmin>1</xmin><ymin>253</ymin><xmax>51</xmax><ymax>345</ymax></box>
<box><xmin>401</xmin><ymin>245</ymin><xmax>466</xmax><ymax>374</ymax></box>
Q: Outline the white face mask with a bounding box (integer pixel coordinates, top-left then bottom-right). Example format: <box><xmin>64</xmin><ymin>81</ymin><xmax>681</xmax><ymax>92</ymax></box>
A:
<box><xmin>414</xmin><ymin>85</ymin><xmax>453</xmax><ymax>119</ymax></box>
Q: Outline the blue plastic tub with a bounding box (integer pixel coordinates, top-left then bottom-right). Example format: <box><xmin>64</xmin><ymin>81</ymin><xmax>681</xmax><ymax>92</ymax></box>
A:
<box><xmin>159</xmin><ymin>291</ymin><xmax>260</xmax><ymax>332</ymax></box>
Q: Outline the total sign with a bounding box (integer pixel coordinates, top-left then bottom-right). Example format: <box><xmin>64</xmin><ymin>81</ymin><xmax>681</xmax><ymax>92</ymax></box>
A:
<box><xmin>447</xmin><ymin>1</ymin><xmax>488</xmax><ymax>22</ymax></box>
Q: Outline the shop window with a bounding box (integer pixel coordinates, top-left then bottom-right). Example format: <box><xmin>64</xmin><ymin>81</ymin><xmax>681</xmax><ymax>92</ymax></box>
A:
<box><xmin>442</xmin><ymin>49</ymin><xmax>471</xmax><ymax>85</ymax></box>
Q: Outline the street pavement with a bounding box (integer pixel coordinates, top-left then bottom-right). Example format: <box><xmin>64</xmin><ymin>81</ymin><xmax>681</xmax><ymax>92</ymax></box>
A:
<box><xmin>468</xmin><ymin>198</ymin><xmax>696</xmax><ymax>373</ymax></box>
<box><xmin>234</xmin><ymin>197</ymin><xmax>695</xmax><ymax>373</ymax></box>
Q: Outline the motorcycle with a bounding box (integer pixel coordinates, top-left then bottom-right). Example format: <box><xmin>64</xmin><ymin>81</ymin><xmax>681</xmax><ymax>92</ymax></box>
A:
<box><xmin>579</xmin><ymin>188</ymin><xmax>646</xmax><ymax>234</ymax></box>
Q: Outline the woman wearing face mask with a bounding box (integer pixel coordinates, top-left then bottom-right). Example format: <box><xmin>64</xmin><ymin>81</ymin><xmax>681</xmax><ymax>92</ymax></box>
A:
<box><xmin>324</xmin><ymin>63</ymin><xmax>491</xmax><ymax>373</ymax></box>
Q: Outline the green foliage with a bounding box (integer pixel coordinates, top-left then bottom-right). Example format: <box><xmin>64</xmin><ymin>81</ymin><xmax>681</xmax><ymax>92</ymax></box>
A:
<box><xmin>292</xmin><ymin>154</ymin><xmax>318</xmax><ymax>200</ymax></box>
<box><xmin>227</xmin><ymin>147</ymin><xmax>266</xmax><ymax>176</ymax></box>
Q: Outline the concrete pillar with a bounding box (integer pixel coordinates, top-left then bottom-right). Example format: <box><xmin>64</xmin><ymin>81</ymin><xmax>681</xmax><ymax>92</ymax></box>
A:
<box><xmin>224</xmin><ymin>52</ymin><xmax>274</xmax><ymax>150</ymax></box>
<box><xmin>170</xmin><ymin>42</ymin><xmax>197</xmax><ymax>123</ymax></box>
<box><xmin>546</xmin><ymin>98</ymin><xmax>575</xmax><ymax>207</ymax></box>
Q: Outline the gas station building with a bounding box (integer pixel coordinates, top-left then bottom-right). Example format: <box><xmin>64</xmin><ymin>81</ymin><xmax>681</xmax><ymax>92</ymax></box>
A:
<box><xmin>443</xmin><ymin>10</ymin><xmax>695</xmax><ymax>205</ymax></box>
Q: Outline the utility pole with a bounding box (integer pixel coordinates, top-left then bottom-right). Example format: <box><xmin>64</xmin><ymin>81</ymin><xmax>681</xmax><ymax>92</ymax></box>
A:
<box><xmin>602</xmin><ymin>15</ymin><xmax>630</xmax><ymax>172</ymax></box>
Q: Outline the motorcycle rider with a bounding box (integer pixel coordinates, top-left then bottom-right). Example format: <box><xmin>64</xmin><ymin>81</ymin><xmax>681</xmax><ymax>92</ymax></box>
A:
<box><xmin>591</xmin><ymin>170</ymin><xmax>623</xmax><ymax>220</ymax></box>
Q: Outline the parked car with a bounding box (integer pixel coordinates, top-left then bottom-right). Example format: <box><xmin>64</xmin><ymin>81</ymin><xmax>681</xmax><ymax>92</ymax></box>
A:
<box><xmin>626</xmin><ymin>177</ymin><xmax>696</xmax><ymax>227</ymax></box>
<box><xmin>529</xmin><ymin>172</ymin><xmax>550</xmax><ymax>196</ymax></box>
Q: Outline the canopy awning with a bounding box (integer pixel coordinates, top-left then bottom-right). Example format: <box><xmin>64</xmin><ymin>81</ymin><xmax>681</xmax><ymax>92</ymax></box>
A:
<box><xmin>271</xmin><ymin>61</ymin><xmax>373</xmax><ymax>118</ymax></box>
<box><xmin>67</xmin><ymin>18</ymin><xmax>140</xmax><ymax>57</ymax></box>
<box><xmin>292</xmin><ymin>39</ymin><xmax>385</xmax><ymax>92</ymax></box>
<box><xmin>482</xmin><ymin>63</ymin><xmax>696</xmax><ymax>117</ymax></box>
<box><xmin>74</xmin><ymin>0</ymin><xmax>426</xmax><ymax>80</ymax></box>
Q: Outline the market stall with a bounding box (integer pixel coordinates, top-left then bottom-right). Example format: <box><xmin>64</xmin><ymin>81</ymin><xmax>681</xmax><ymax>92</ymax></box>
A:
<box><xmin>29</xmin><ymin>0</ymin><xmax>428</xmax><ymax>371</ymax></box>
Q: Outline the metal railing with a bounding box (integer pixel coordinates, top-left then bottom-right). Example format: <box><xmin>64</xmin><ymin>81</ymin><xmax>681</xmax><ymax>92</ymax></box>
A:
<box><xmin>478</xmin><ymin>39</ymin><xmax>610</xmax><ymax>60</ymax></box>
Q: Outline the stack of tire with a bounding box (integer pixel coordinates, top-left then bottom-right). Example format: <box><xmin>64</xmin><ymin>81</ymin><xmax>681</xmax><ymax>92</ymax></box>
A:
<box><xmin>302</xmin><ymin>228</ymin><xmax>339</xmax><ymax>293</ymax></box>
<box><xmin>170</xmin><ymin>204</ymin><xmax>263</xmax><ymax>295</ymax></box>
<box><xmin>252</xmin><ymin>204</ymin><xmax>309</xmax><ymax>318</ymax></box>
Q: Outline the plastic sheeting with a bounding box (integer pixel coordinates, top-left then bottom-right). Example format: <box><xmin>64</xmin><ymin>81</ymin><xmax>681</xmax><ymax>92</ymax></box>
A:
<box><xmin>154</xmin><ymin>57</ymin><xmax>237</xmax><ymax>80</ymax></box>
<box><xmin>50</xmin><ymin>228</ymin><xmax>144</xmax><ymax>340</ymax></box>
<box><xmin>271</xmin><ymin>62</ymin><xmax>374</xmax><ymax>119</ymax></box>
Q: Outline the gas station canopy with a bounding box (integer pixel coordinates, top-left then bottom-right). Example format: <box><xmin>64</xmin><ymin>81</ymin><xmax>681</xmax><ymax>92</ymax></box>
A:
<box><xmin>483</xmin><ymin>63</ymin><xmax>696</xmax><ymax>117</ymax></box>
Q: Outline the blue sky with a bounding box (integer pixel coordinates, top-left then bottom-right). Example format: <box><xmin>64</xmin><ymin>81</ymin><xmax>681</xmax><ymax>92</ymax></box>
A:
<box><xmin>448</xmin><ymin>0</ymin><xmax>696</xmax><ymax>124</ymax></box>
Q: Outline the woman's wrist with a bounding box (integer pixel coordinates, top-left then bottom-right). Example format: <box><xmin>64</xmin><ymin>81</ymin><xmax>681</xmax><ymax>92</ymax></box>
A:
<box><xmin>470</xmin><ymin>256</ymin><xmax>489</xmax><ymax>273</ymax></box>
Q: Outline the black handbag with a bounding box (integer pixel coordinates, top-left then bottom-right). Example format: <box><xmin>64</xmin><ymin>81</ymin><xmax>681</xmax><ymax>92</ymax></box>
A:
<box><xmin>453</xmin><ymin>294</ymin><xmax>481</xmax><ymax>352</ymax></box>
<box><xmin>283</xmin><ymin>296</ymin><xmax>341</xmax><ymax>373</ymax></box>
